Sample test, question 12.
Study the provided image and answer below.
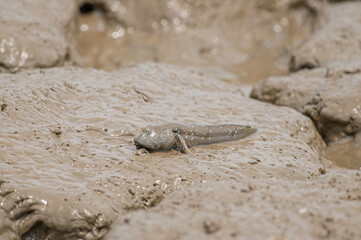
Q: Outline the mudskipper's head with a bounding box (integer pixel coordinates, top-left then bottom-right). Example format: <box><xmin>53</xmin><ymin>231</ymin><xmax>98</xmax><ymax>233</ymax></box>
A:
<box><xmin>134</xmin><ymin>127</ymin><xmax>174</xmax><ymax>151</ymax></box>
<box><xmin>245</xmin><ymin>125</ymin><xmax>257</xmax><ymax>135</ymax></box>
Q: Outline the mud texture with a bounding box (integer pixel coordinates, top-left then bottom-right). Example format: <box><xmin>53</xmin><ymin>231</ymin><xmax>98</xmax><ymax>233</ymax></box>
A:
<box><xmin>106</xmin><ymin>169</ymin><xmax>361</xmax><ymax>240</ymax></box>
<box><xmin>251</xmin><ymin>66</ymin><xmax>361</xmax><ymax>169</ymax></box>
<box><xmin>289</xmin><ymin>1</ymin><xmax>361</xmax><ymax>71</ymax></box>
<box><xmin>76</xmin><ymin>0</ymin><xmax>320</xmax><ymax>84</ymax></box>
<box><xmin>1</xmin><ymin>64</ymin><xmax>327</xmax><ymax>239</ymax></box>
<box><xmin>1</xmin><ymin>0</ymin><xmax>361</xmax><ymax>240</ymax></box>
<box><xmin>251</xmin><ymin>67</ymin><xmax>361</xmax><ymax>145</ymax></box>
<box><xmin>0</xmin><ymin>0</ymin><xmax>81</xmax><ymax>73</ymax></box>
<box><xmin>251</xmin><ymin>1</ymin><xmax>361</xmax><ymax>169</ymax></box>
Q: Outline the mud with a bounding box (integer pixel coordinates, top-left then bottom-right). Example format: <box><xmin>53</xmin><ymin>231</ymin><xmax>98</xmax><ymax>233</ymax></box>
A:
<box><xmin>252</xmin><ymin>2</ymin><xmax>361</xmax><ymax>170</ymax></box>
<box><xmin>289</xmin><ymin>1</ymin><xmax>361</xmax><ymax>71</ymax></box>
<box><xmin>1</xmin><ymin>0</ymin><xmax>361</xmax><ymax>240</ymax></box>
<box><xmin>106</xmin><ymin>169</ymin><xmax>361</xmax><ymax>240</ymax></box>
<box><xmin>252</xmin><ymin>67</ymin><xmax>361</xmax><ymax>146</ymax></box>
<box><xmin>75</xmin><ymin>0</ymin><xmax>319</xmax><ymax>84</ymax></box>
<box><xmin>0</xmin><ymin>64</ymin><xmax>327</xmax><ymax>239</ymax></box>
<box><xmin>0</xmin><ymin>0</ymin><xmax>81</xmax><ymax>73</ymax></box>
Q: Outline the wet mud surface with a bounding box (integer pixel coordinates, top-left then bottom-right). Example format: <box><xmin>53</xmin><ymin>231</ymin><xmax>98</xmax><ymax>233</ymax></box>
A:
<box><xmin>251</xmin><ymin>2</ymin><xmax>361</xmax><ymax>170</ymax></box>
<box><xmin>1</xmin><ymin>0</ymin><xmax>361</xmax><ymax>239</ymax></box>
<box><xmin>1</xmin><ymin>64</ymin><xmax>327</xmax><ymax>239</ymax></box>
<box><xmin>107</xmin><ymin>170</ymin><xmax>361</xmax><ymax>240</ymax></box>
<box><xmin>75</xmin><ymin>0</ymin><xmax>317</xmax><ymax>84</ymax></box>
<box><xmin>0</xmin><ymin>0</ymin><xmax>80</xmax><ymax>73</ymax></box>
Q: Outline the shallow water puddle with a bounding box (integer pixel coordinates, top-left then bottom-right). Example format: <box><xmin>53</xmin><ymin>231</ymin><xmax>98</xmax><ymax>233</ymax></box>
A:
<box><xmin>327</xmin><ymin>141</ymin><xmax>361</xmax><ymax>170</ymax></box>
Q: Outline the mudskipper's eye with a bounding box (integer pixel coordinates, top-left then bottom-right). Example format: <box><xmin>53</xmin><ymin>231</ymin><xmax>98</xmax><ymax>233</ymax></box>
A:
<box><xmin>141</xmin><ymin>128</ymin><xmax>151</xmax><ymax>133</ymax></box>
<box><xmin>145</xmin><ymin>129</ymin><xmax>152</xmax><ymax>135</ymax></box>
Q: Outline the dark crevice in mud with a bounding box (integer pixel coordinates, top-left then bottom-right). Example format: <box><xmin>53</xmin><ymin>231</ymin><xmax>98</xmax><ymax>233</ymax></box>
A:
<box><xmin>79</xmin><ymin>2</ymin><xmax>95</xmax><ymax>14</ymax></box>
<box><xmin>22</xmin><ymin>221</ymin><xmax>49</xmax><ymax>240</ymax></box>
<box><xmin>95</xmin><ymin>226</ymin><xmax>107</xmax><ymax>236</ymax></box>
<box><xmin>79</xmin><ymin>2</ymin><xmax>106</xmax><ymax>15</ymax></box>
<box><xmin>289</xmin><ymin>55</ymin><xmax>320</xmax><ymax>72</ymax></box>
<box><xmin>1</xmin><ymin>103</ymin><xmax>7</xmax><ymax>111</ymax></box>
<box><xmin>64</xmin><ymin>49</ymin><xmax>71</xmax><ymax>62</ymax></box>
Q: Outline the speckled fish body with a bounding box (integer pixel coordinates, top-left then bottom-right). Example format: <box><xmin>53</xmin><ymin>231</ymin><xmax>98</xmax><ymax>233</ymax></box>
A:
<box><xmin>134</xmin><ymin>123</ymin><xmax>257</xmax><ymax>152</ymax></box>
<box><xmin>170</xmin><ymin>124</ymin><xmax>257</xmax><ymax>147</ymax></box>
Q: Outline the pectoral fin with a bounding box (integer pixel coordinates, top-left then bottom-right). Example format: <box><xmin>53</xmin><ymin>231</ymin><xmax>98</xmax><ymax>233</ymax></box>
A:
<box><xmin>174</xmin><ymin>133</ymin><xmax>192</xmax><ymax>154</ymax></box>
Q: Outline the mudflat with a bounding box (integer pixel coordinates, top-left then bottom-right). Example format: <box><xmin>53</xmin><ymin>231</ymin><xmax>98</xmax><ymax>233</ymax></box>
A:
<box><xmin>0</xmin><ymin>1</ymin><xmax>360</xmax><ymax>240</ymax></box>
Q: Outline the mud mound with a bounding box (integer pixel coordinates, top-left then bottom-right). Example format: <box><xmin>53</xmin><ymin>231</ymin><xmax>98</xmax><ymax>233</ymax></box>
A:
<box><xmin>1</xmin><ymin>63</ymin><xmax>326</xmax><ymax>239</ymax></box>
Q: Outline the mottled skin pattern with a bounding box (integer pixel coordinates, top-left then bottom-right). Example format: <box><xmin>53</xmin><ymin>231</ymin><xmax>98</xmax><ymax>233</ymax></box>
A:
<box><xmin>134</xmin><ymin>123</ymin><xmax>257</xmax><ymax>154</ymax></box>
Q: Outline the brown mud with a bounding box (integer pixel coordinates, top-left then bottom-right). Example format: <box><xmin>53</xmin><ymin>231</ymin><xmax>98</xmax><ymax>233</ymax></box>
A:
<box><xmin>251</xmin><ymin>2</ymin><xmax>361</xmax><ymax>170</ymax></box>
<box><xmin>0</xmin><ymin>0</ymin><xmax>360</xmax><ymax>240</ymax></box>
<box><xmin>76</xmin><ymin>0</ymin><xmax>317</xmax><ymax>84</ymax></box>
